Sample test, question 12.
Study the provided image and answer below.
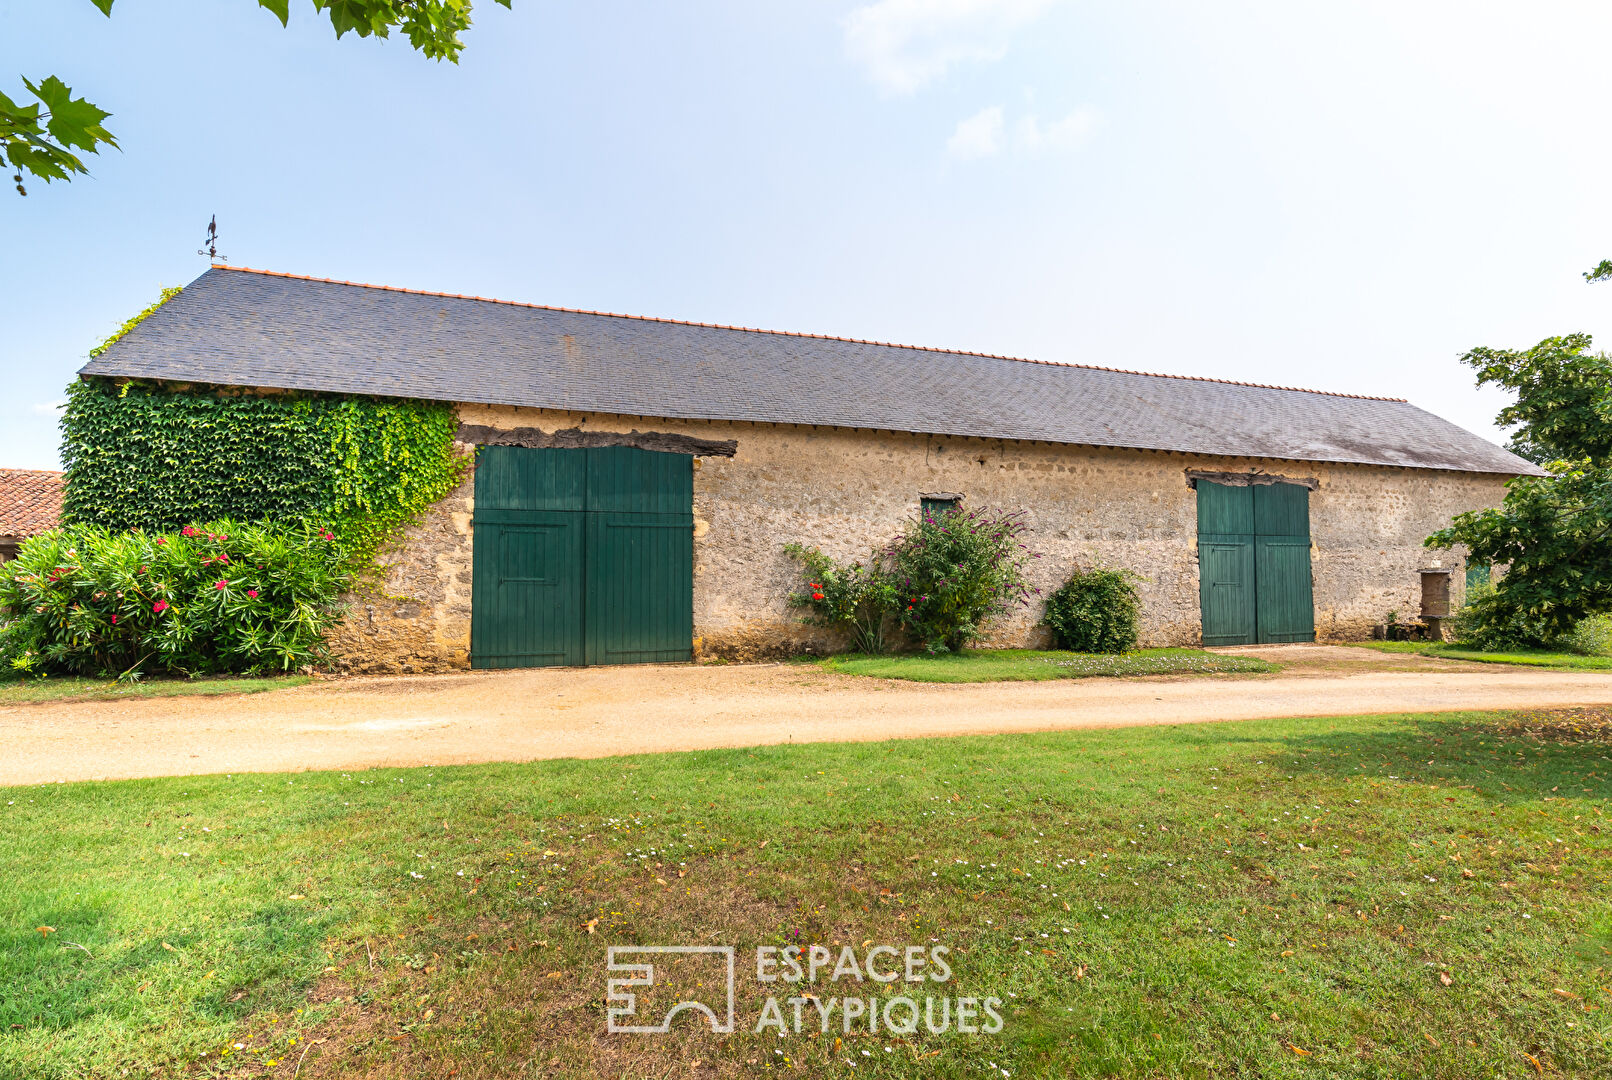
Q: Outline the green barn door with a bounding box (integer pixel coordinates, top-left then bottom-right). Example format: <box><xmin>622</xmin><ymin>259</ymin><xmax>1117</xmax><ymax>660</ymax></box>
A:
<box><xmin>1196</xmin><ymin>481</ymin><xmax>1315</xmax><ymax>645</ymax></box>
<box><xmin>1197</xmin><ymin>483</ymin><xmax>1257</xmax><ymax>646</ymax></box>
<box><xmin>583</xmin><ymin>447</ymin><xmax>694</xmax><ymax>665</ymax></box>
<box><xmin>471</xmin><ymin>445</ymin><xmax>692</xmax><ymax>668</ymax></box>
<box><xmin>1252</xmin><ymin>483</ymin><xmax>1315</xmax><ymax>643</ymax></box>
<box><xmin>471</xmin><ymin>447</ymin><xmax>587</xmax><ymax>668</ymax></box>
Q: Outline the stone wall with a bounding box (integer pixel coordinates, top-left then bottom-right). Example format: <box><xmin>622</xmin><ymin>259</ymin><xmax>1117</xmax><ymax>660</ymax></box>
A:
<box><xmin>325</xmin><ymin>469</ymin><xmax>476</xmax><ymax>673</ymax></box>
<box><xmin>328</xmin><ymin>403</ymin><xmax>1512</xmax><ymax>670</ymax></box>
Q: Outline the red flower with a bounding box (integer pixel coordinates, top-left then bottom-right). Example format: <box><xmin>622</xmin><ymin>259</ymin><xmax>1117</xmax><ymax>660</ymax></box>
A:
<box><xmin>152</xmin><ymin>600</ymin><xmax>168</xmax><ymax>613</ymax></box>
<box><xmin>246</xmin><ymin>589</ymin><xmax>258</xmax><ymax>599</ymax></box>
<box><xmin>812</xmin><ymin>592</ymin><xmax>825</xmax><ymax>601</ymax></box>
<box><xmin>215</xmin><ymin>580</ymin><xmax>228</xmax><ymax>590</ymax></box>
<box><xmin>109</xmin><ymin>614</ymin><xmax>118</xmax><ymax>625</ymax></box>
<box><xmin>180</xmin><ymin>526</ymin><xmax>197</xmax><ymax>537</ymax></box>
<box><xmin>154</xmin><ymin>538</ymin><xmax>166</xmax><ymax>545</ymax></box>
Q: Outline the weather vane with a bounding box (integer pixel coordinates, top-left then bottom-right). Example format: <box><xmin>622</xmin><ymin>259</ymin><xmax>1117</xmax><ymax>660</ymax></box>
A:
<box><xmin>198</xmin><ymin>215</ymin><xmax>225</xmax><ymax>262</ymax></box>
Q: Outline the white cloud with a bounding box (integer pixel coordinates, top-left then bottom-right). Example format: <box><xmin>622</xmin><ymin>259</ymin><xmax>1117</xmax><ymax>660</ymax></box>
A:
<box><xmin>946</xmin><ymin>106</ymin><xmax>1006</xmax><ymax>158</ymax></box>
<box><xmin>1015</xmin><ymin>105</ymin><xmax>1101</xmax><ymax>153</ymax></box>
<box><xmin>948</xmin><ymin>104</ymin><xmax>1100</xmax><ymax>159</ymax></box>
<box><xmin>843</xmin><ymin>0</ymin><xmax>1059</xmax><ymax>95</ymax></box>
<box><xmin>30</xmin><ymin>400</ymin><xmax>67</xmax><ymax>416</ymax></box>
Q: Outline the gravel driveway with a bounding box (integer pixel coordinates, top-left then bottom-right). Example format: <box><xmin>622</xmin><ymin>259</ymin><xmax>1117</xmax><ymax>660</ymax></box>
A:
<box><xmin>4</xmin><ymin>646</ymin><xmax>1612</xmax><ymax>785</ymax></box>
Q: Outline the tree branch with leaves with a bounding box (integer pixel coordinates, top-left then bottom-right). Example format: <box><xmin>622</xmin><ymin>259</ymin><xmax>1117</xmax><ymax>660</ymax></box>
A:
<box><xmin>1427</xmin><ymin>272</ymin><xmax>1612</xmax><ymax>647</ymax></box>
<box><xmin>4</xmin><ymin>0</ymin><xmax>510</xmax><ymax>196</ymax></box>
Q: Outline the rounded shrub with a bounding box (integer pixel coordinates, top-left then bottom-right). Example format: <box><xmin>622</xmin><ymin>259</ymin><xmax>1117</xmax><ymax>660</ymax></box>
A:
<box><xmin>1043</xmin><ymin>567</ymin><xmax>1141</xmax><ymax>653</ymax></box>
<box><xmin>0</xmin><ymin>520</ymin><xmax>350</xmax><ymax>679</ymax></box>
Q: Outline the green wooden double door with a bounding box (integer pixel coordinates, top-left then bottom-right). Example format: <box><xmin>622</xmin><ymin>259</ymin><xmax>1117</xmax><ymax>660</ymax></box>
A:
<box><xmin>1197</xmin><ymin>481</ymin><xmax>1315</xmax><ymax>646</ymax></box>
<box><xmin>470</xmin><ymin>446</ymin><xmax>694</xmax><ymax>668</ymax></box>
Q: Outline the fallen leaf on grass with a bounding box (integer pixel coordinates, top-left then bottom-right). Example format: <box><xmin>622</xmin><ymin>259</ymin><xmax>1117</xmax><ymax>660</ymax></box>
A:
<box><xmin>1288</xmin><ymin>1044</ymin><xmax>1311</xmax><ymax>1056</ymax></box>
<box><xmin>161</xmin><ymin>942</ymin><xmax>176</xmax><ymax>952</ymax></box>
<box><xmin>1424</xmin><ymin>1033</ymin><xmax>1440</xmax><ymax>1047</ymax></box>
<box><xmin>546</xmin><ymin>971</ymin><xmax>563</xmax><ymax>979</ymax></box>
<box><xmin>583</xmin><ymin>918</ymin><xmax>599</xmax><ymax>935</ymax></box>
<box><xmin>1438</xmin><ymin>972</ymin><xmax>1453</xmax><ymax>987</ymax></box>
<box><xmin>1523</xmin><ymin>1052</ymin><xmax>1543</xmax><ymax>1074</ymax></box>
<box><xmin>36</xmin><ymin>927</ymin><xmax>54</xmax><ymax>936</ymax></box>
<box><xmin>1553</xmin><ymin>988</ymin><xmax>1580</xmax><ymax>1000</ymax></box>
<box><xmin>289</xmin><ymin>894</ymin><xmax>304</xmax><ymax>901</ymax></box>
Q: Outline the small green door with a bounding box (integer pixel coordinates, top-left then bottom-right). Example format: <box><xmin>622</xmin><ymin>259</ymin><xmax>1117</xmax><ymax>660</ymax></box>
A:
<box><xmin>1196</xmin><ymin>481</ymin><xmax>1314</xmax><ymax>645</ymax></box>
<box><xmin>470</xmin><ymin>513</ymin><xmax>584</xmax><ymax>668</ymax></box>
<box><xmin>471</xmin><ymin>445</ymin><xmax>693</xmax><ymax>668</ymax></box>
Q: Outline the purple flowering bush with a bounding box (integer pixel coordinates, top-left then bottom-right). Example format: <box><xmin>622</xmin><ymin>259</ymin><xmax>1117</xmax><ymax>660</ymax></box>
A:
<box><xmin>885</xmin><ymin>506</ymin><xmax>1038</xmax><ymax>653</ymax></box>
<box><xmin>0</xmin><ymin>520</ymin><xmax>349</xmax><ymax>679</ymax></box>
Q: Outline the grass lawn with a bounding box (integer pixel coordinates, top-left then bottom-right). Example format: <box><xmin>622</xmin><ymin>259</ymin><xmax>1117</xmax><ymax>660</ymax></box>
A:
<box><xmin>1350</xmin><ymin>641</ymin><xmax>1612</xmax><ymax>671</ymax></box>
<box><xmin>4</xmin><ymin>710</ymin><xmax>1611</xmax><ymax>1079</ymax></box>
<box><xmin>817</xmin><ymin>647</ymin><xmax>1277</xmax><ymax>682</ymax></box>
<box><xmin>0</xmin><ymin>673</ymin><xmax>312</xmax><ymax>707</ymax></box>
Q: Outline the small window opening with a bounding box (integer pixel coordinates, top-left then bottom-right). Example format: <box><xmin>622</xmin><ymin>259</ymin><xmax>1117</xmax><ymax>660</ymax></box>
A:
<box><xmin>920</xmin><ymin>494</ymin><xmax>962</xmax><ymax>520</ymax></box>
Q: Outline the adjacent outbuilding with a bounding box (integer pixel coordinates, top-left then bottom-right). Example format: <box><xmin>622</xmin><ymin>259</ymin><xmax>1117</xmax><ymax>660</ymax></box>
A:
<box><xmin>0</xmin><ymin>469</ymin><xmax>64</xmax><ymax>563</ymax></box>
<box><xmin>77</xmin><ymin>265</ymin><xmax>1542</xmax><ymax>670</ymax></box>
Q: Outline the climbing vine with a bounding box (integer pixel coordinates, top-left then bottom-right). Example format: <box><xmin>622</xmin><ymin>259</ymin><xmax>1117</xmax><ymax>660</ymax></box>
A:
<box><xmin>60</xmin><ymin>378</ymin><xmax>469</xmax><ymax>580</ymax></box>
<box><xmin>88</xmin><ymin>285</ymin><xmax>182</xmax><ymax>357</ymax></box>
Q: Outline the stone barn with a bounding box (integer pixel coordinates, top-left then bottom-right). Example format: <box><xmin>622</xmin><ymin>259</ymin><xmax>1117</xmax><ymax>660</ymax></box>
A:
<box><xmin>79</xmin><ymin>265</ymin><xmax>1542</xmax><ymax>670</ymax></box>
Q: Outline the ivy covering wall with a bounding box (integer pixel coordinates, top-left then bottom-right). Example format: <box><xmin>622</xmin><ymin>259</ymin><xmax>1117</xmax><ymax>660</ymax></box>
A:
<box><xmin>60</xmin><ymin>378</ymin><xmax>469</xmax><ymax>574</ymax></box>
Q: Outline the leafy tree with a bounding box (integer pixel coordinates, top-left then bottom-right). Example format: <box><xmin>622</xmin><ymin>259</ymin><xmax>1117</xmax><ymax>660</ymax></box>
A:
<box><xmin>1427</xmin><ymin>270</ymin><xmax>1612</xmax><ymax>647</ymax></box>
<box><xmin>4</xmin><ymin>0</ymin><xmax>510</xmax><ymax>196</ymax></box>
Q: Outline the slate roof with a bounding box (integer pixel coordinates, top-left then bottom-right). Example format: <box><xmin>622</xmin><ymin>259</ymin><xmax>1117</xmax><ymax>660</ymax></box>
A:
<box><xmin>0</xmin><ymin>469</ymin><xmax>63</xmax><ymax>538</ymax></box>
<box><xmin>79</xmin><ymin>266</ymin><xmax>1542</xmax><ymax>476</ymax></box>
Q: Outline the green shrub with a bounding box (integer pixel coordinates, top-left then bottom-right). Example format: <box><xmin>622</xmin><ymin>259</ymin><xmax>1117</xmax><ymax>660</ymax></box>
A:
<box><xmin>1564</xmin><ymin>613</ymin><xmax>1612</xmax><ymax>656</ymax></box>
<box><xmin>1450</xmin><ymin>578</ymin><xmax>1561</xmax><ymax>650</ymax></box>
<box><xmin>783</xmin><ymin>544</ymin><xmax>897</xmax><ymax>654</ymax></box>
<box><xmin>885</xmin><ymin>506</ymin><xmax>1037</xmax><ymax>653</ymax></box>
<box><xmin>1043</xmin><ymin>567</ymin><xmax>1141</xmax><ymax>653</ymax></box>
<box><xmin>0</xmin><ymin>521</ymin><xmax>349</xmax><ymax>679</ymax></box>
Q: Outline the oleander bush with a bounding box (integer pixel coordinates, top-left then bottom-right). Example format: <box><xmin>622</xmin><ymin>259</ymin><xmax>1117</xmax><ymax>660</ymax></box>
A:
<box><xmin>1043</xmin><ymin>566</ymin><xmax>1142</xmax><ymax>653</ymax></box>
<box><xmin>0</xmin><ymin>520</ymin><xmax>349</xmax><ymax>679</ymax></box>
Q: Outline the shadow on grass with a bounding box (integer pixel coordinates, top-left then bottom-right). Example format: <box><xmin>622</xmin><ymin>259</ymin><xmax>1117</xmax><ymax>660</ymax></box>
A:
<box><xmin>1194</xmin><ymin>708</ymin><xmax>1612</xmax><ymax>808</ymax></box>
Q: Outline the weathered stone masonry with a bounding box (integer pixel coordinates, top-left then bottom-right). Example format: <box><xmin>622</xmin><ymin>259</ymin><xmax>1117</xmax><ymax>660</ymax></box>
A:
<box><xmin>329</xmin><ymin>404</ymin><xmax>1509</xmax><ymax>671</ymax></box>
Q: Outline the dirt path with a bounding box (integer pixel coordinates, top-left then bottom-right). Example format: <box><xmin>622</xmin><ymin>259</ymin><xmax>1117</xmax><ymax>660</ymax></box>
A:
<box><xmin>4</xmin><ymin>647</ymin><xmax>1612</xmax><ymax>785</ymax></box>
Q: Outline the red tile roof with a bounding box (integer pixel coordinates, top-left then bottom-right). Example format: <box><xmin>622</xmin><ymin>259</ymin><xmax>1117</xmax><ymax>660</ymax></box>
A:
<box><xmin>0</xmin><ymin>469</ymin><xmax>64</xmax><ymax>538</ymax></box>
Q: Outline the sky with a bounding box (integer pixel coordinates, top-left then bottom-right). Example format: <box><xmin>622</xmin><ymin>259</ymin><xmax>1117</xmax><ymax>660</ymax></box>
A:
<box><xmin>4</xmin><ymin>0</ymin><xmax>1612</xmax><ymax>469</ymax></box>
